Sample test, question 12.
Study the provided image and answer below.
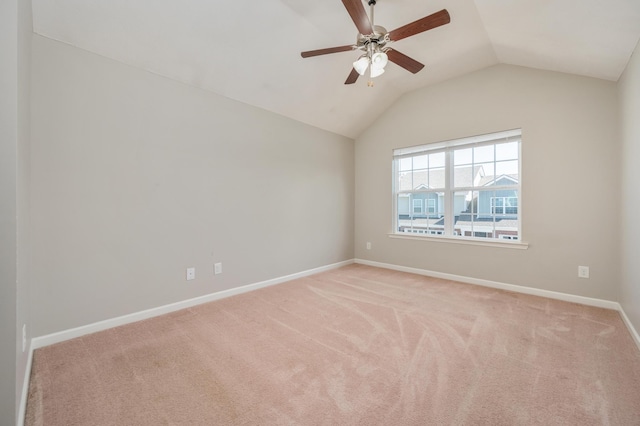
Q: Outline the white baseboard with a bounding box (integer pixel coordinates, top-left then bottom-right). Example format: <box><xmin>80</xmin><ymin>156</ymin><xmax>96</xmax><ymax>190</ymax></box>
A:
<box><xmin>618</xmin><ymin>306</ymin><xmax>640</xmax><ymax>351</ymax></box>
<box><xmin>31</xmin><ymin>259</ymin><xmax>354</xmax><ymax>350</ymax></box>
<box><xmin>355</xmin><ymin>259</ymin><xmax>619</xmax><ymax>309</ymax></box>
<box><xmin>354</xmin><ymin>258</ymin><xmax>640</xmax><ymax>351</ymax></box>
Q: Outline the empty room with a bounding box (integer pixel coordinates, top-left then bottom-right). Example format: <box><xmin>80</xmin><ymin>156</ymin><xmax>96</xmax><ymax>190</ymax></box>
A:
<box><xmin>3</xmin><ymin>0</ymin><xmax>640</xmax><ymax>424</ymax></box>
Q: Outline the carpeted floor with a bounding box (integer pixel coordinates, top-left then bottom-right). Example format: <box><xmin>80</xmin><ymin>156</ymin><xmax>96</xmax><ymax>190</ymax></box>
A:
<box><xmin>25</xmin><ymin>264</ymin><xmax>640</xmax><ymax>425</ymax></box>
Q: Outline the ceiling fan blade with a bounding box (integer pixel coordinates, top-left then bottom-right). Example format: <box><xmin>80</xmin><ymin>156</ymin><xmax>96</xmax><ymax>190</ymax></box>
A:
<box><xmin>342</xmin><ymin>0</ymin><xmax>373</xmax><ymax>35</ymax></box>
<box><xmin>388</xmin><ymin>9</ymin><xmax>450</xmax><ymax>42</ymax></box>
<box><xmin>386</xmin><ymin>49</ymin><xmax>425</xmax><ymax>74</ymax></box>
<box><xmin>301</xmin><ymin>45</ymin><xmax>355</xmax><ymax>58</ymax></box>
<box><xmin>345</xmin><ymin>68</ymin><xmax>360</xmax><ymax>85</ymax></box>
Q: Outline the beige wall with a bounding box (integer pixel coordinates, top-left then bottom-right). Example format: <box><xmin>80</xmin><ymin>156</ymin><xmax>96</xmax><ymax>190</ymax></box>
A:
<box><xmin>30</xmin><ymin>35</ymin><xmax>355</xmax><ymax>337</ymax></box>
<box><xmin>1</xmin><ymin>0</ymin><xmax>19</xmax><ymax>422</ymax></box>
<box><xmin>355</xmin><ymin>64</ymin><xmax>620</xmax><ymax>301</ymax></box>
<box><xmin>16</xmin><ymin>0</ymin><xmax>32</xmax><ymax>420</ymax></box>
<box><xmin>2</xmin><ymin>0</ymin><xmax>32</xmax><ymax>422</ymax></box>
<box><xmin>619</xmin><ymin>40</ymin><xmax>640</xmax><ymax>332</ymax></box>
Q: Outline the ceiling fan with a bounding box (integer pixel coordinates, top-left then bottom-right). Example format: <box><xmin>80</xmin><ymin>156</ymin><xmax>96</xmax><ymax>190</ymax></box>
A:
<box><xmin>301</xmin><ymin>0</ymin><xmax>450</xmax><ymax>86</ymax></box>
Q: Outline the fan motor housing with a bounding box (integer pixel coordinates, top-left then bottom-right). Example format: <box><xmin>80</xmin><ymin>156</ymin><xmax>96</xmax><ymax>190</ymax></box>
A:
<box><xmin>357</xmin><ymin>25</ymin><xmax>389</xmax><ymax>49</ymax></box>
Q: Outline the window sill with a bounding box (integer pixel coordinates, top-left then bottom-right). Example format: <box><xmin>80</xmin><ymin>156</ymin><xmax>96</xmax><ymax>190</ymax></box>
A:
<box><xmin>387</xmin><ymin>233</ymin><xmax>529</xmax><ymax>250</ymax></box>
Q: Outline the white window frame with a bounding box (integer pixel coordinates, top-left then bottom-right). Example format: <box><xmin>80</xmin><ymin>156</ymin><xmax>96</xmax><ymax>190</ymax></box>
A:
<box><xmin>391</xmin><ymin>129</ymin><xmax>526</xmax><ymax>248</ymax></box>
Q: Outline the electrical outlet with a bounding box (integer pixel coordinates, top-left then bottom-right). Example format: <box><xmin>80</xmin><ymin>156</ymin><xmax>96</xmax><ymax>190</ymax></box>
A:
<box><xmin>366</xmin><ymin>242</ymin><xmax>371</xmax><ymax>250</ymax></box>
<box><xmin>186</xmin><ymin>267</ymin><xmax>195</xmax><ymax>281</ymax></box>
<box><xmin>214</xmin><ymin>263</ymin><xmax>222</xmax><ymax>275</ymax></box>
<box><xmin>22</xmin><ymin>324</ymin><xmax>26</xmax><ymax>353</ymax></box>
<box><xmin>578</xmin><ymin>266</ymin><xmax>590</xmax><ymax>279</ymax></box>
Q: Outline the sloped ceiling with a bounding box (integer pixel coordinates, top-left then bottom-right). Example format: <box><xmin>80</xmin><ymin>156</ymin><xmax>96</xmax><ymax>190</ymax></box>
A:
<box><xmin>31</xmin><ymin>0</ymin><xmax>640</xmax><ymax>138</ymax></box>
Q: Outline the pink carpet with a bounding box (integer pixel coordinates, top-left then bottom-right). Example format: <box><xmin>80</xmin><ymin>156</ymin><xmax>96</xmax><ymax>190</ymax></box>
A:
<box><xmin>25</xmin><ymin>264</ymin><xmax>640</xmax><ymax>425</ymax></box>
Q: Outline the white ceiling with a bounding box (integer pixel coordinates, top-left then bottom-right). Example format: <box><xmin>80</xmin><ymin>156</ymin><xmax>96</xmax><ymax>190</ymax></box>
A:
<box><xmin>32</xmin><ymin>0</ymin><xmax>640</xmax><ymax>139</ymax></box>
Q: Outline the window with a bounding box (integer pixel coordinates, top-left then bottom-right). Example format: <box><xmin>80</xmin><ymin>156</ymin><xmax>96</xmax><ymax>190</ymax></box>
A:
<box><xmin>427</xmin><ymin>199</ymin><xmax>436</xmax><ymax>214</ymax></box>
<box><xmin>412</xmin><ymin>199</ymin><xmax>423</xmax><ymax>215</ymax></box>
<box><xmin>393</xmin><ymin>129</ymin><xmax>521</xmax><ymax>242</ymax></box>
<box><xmin>491</xmin><ymin>197</ymin><xmax>518</xmax><ymax>215</ymax></box>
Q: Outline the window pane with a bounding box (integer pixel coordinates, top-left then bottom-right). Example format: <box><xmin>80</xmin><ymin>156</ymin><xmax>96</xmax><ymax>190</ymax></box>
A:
<box><xmin>496</xmin><ymin>142</ymin><xmax>519</xmax><ymax>161</ymax></box>
<box><xmin>435</xmin><ymin>192</ymin><xmax>445</xmax><ymax>216</ymax></box>
<box><xmin>483</xmin><ymin>189</ymin><xmax>519</xmax><ymax>239</ymax></box>
<box><xmin>429</xmin><ymin>152</ymin><xmax>445</xmax><ymax>168</ymax></box>
<box><xmin>454</xmin><ymin>165</ymin><xmax>473</xmax><ymax>188</ymax></box>
<box><xmin>429</xmin><ymin>168</ymin><xmax>445</xmax><ymax>189</ymax></box>
<box><xmin>454</xmin><ymin>148</ymin><xmax>472</xmax><ymax>166</ymax></box>
<box><xmin>496</xmin><ymin>160</ymin><xmax>519</xmax><ymax>177</ymax></box>
<box><xmin>477</xmin><ymin>162</ymin><xmax>495</xmax><ymax>183</ymax></box>
<box><xmin>454</xmin><ymin>191</ymin><xmax>474</xmax><ymax>238</ymax></box>
<box><xmin>474</xmin><ymin>145</ymin><xmax>494</xmax><ymax>163</ymax></box>
<box><xmin>397</xmin><ymin>194</ymin><xmax>411</xmax><ymax>233</ymax></box>
<box><xmin>399</xmin><ymin>157</ymin><xmax>412</xmax><ymax>171</ymax></box>
<box><xmin>397</xmin><ymin>172</ymin><xmax>412</xmax><ymax>191</ymax></box>
<box><xmin>479</xmin><ymin>190</ymin><xmax>496</xmax><ymax>216</ymax></box>
<box><xmin>454</xmin><ymin>191</ymin><xmax>474</xmax><ymax>215</ymax></box>
<box><xmin>494</xmin><ymin>213</ymin><xmax>518</xmax><ymax>240</ymax></box>
<box><xmin>397</xmin><ymin>192</ymin><xmax>445</xmax><ymax>235</ymax></box>
<box><xmin>469</xmin><ymin>204</ymin><xmax>496</xmax><ymax>238</ymax></box>
<box><xmin>397</xmin><ymin>218</ymin><xmax>414</xmax><ymax>234</ymax></box>
<box><xmin>505</xmin><ymin>197</ymin><xmax>518</xmax><ymax>215</ymax></box>
<box><xmin>397</xmin><ymin>194</ymin><xmax>410</xmax><ymax>213</ymax></box>
<box><xmin>413</xmin><ymin>170</ymin><xmax>428</xmax><ymax>188</ymax></box>
<box><xmin>413</xmin><ymin>154</ymin><xmax>428</xmax><ymax>170</ymax></box>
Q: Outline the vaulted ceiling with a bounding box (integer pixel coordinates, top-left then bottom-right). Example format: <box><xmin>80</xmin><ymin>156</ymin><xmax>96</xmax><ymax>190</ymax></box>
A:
<box><xmin>32</xmin><ymin>0</ymin><xmax>640</xmax><ymax>138</ymax></box>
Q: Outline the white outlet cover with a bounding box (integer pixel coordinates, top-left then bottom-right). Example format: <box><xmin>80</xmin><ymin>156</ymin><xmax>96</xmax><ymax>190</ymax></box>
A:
<box><xmin>578</xmin><ymin>266</ymin><xmax>590</xmax><ymax>278</ymax></box>
<box><xmin>186</xmin><ymin>267</ymin><xmax>195</xmax><ymax>280</ymax></box>
<box><xmin>214</xmin><ymin>263</ymin><xmax>222</xmax><ymax>275</ymax></box>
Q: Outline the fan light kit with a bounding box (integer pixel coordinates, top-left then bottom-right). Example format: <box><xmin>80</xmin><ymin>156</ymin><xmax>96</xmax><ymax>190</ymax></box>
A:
<box><xmin>301</xmin><ymin>0</ymin><xmax>450</xmax><ymax>86</ymax></box>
